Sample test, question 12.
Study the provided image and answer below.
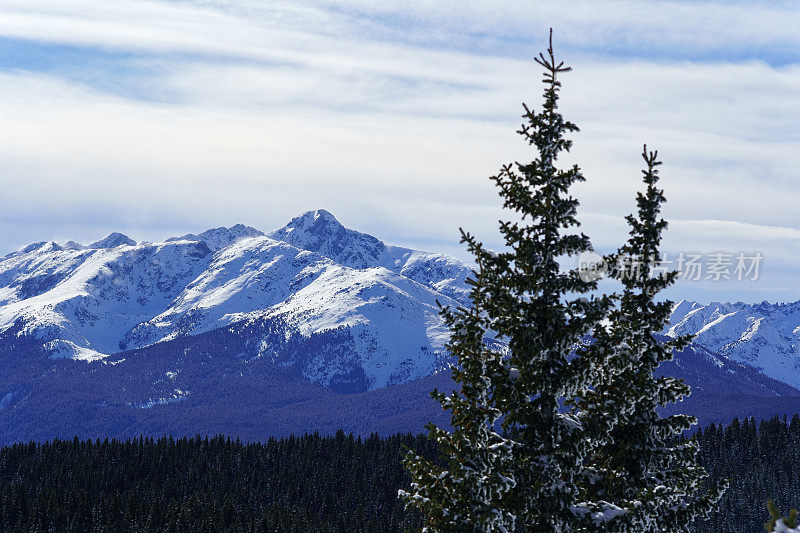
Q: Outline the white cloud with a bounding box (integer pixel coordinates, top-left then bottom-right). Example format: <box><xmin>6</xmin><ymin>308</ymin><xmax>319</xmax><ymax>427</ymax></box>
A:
<box><xmin>4</xmin><ymin>1</ymin><xmax>800</xmax><ymax>61</ymax></box>
<box><xmin>0</xmin><ymin>0</ymin><xmax>798</xmax><ymax>303</ymax></box>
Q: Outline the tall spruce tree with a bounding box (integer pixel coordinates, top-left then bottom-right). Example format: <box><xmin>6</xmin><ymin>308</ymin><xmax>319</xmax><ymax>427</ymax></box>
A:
<box><xmin>399</xmin><ymin>265</ymin><xmax>517</xmax><ymax>532</ymax></box>
<box><xmin>582</xmin><ymin>147</ymin><xmax>727</xmax><ymax>531</ymax></box>
<box><xmin>402</xmin><ymin>30</ymin><xmax>612</xmax><ymax>532</ymax></box>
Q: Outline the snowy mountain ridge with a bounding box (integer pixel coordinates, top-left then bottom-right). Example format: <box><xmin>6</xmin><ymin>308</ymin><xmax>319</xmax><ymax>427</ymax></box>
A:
<box><xmin>666</xmin><ymin>300</ymin><xmax>800</xmax><ymax>388</ymax></box>
<box><xmin>5</xmin><ymin>211</ymin><xmax>800</xmax><ymax>395</ymax></box>
<box><xmin>0</xmin><ymin>210</ymin><xmax>472</xmax><ymax>390</ymax></box>
<box><xmin>2</xmin><ymin>212</ymin><xmax>800</xmax><ymax>444</ymax></box>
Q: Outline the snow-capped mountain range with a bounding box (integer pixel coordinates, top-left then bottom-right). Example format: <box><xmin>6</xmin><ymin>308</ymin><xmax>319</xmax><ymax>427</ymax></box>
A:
<box><xmin>1</xmin><ymin>209</ymin><xmax>800</xmax><ymax>444</ymax></box>
<box><xmin>0</xmin><ymin>210</ymin><xmax>471</xmax><ymax>390</ymax></box>
<box><xmin>666</xmin><ymin>300</ymin><xmax>800</xmax><ymax>389</ymax></box>
<box><xmin>4</xmin><ymin>211</ymin><xmax>800</xmax><ymax>394</ymax></box>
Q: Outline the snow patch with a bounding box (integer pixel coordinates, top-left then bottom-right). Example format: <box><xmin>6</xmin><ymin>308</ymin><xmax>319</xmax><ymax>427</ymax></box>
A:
<box><xmin>133</xmin><ymin>389</ymin><xmax>189</xmax><ymax>409</ymax></box>
<box><xmin>0</xmin><ymin>392</ymin><xmax>13</xmax><ymax>411</ymax></box>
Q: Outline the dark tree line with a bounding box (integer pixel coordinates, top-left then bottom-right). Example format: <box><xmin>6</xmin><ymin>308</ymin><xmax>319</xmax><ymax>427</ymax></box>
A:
<box><xmin>0</xmin><ymin>418</ymin><xmax>797</xmax><ymax>531</ymax></box>
<box><xmin>694</xmin><ymin>415</ymin><xmax>800</xmax><ymax>533</ymax></box>
<box><xmin>0</xmin><ymin>432</ymin><xmax>434</xmax><ymax>532</ymax></box>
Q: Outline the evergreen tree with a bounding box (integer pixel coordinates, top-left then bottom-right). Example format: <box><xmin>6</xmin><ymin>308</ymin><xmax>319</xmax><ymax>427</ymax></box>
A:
<box><xmin>766</xmin><ymin>501</ymin><xmax>800</xmax><ymax>533</ymax></box>
<box><xmin>402</xmin><ymin>30</ymin><xmax>612</xmax><ymax>532</ymax></box>
<box><xmin>400</xmin><ymin>264</ymin><xmax>516</xmax><ymax>532</ymax></box>
<box><xmin>582</xmin><ymin>147</ymin><xmax>727</xmax><ymax>531</ymax></box>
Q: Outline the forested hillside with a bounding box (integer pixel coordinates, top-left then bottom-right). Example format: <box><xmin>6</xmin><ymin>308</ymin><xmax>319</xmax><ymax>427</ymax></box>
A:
<box><xmin>0</xmin><ymin>417</ymin><xmax>797</xmax><ymax>532</ymax></box>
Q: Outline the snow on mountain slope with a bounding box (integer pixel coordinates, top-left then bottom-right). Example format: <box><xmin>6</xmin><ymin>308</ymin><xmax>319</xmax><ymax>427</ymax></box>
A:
<box><xmin>88</xmin><ymin>232</ymin><xmax>137</xmax><ymax>249</ymax></box>
<box><xmin>166</xmin><ymin>224</ymin><xmax>264</xmax><ymax>251</ymax></box>
<box><xmin>0</xmin><ymin>240</ymin><xmax>214</xmax><ymax>360</ymax></box>
<box><xmin>123</xmin><ymin>235</ymin><xmax>456</xmax><ymax>389</ymax></box>
<box><xmin>268</xmin><ymin>210</ymin><xmax>472</xmax><ymax>303</ymax></box>
<box><xmin>666</xmin><ymin>300</ymin><xmax>800</xmax><ymax>388</ymax></box>
<box><xmin>0</xmin><ymin>212</ymin><xmax>470</xmax><ymax>389</ymax></box>
<box><xmin>266</xmin><ymin>265</ymin><xmax>455</xmax><ymax>388</ymax></box>
<box><xmin>121</xmin><ymin>237</ymin><xmax>320</xmax><ymax>348</ymax></box>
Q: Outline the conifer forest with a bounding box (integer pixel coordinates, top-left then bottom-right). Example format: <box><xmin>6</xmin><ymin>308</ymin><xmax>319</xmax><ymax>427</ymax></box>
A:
<box><xmin>0</xmin><ymin>420</ymin><xmax>796</xmax><ymax>532</ymax></box>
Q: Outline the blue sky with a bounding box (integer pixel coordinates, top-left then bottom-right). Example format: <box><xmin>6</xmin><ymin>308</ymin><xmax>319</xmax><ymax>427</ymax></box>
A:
<box><xmin>1</xmin><ymin>0</ymin><xmax>799</xmax><ymax>302</ymax></box>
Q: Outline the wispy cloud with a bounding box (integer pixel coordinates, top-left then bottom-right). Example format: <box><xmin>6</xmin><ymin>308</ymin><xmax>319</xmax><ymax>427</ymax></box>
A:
<box><xmin>4</xmin><ymin>1</ymin><xmax>800</xmax><ymax>63</ymax></box>
<box><xmin>0</xmin><ymin>1</ymin><xmax>798</xmax><ymax>302</ymax></box>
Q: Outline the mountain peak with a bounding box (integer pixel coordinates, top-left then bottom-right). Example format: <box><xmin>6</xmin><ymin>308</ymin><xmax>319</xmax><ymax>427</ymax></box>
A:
<box><xmin>88</xmin><ymin>233</ymin><xmax>137</xmax><ymax>249</ymax></box>
<box><xmin>289</xmin><ymin>210</ymin><xmax>344</xmax><ymax>233</ymax></box>
<box><xmin>311</xmin><ymin>209</ymin><xmax>338</xmax><ymax>222</ymax></box>
<box><xmin>268</xmin><ymin>210</ymin><xmax>386</xmax><ymax>268</ymax></box>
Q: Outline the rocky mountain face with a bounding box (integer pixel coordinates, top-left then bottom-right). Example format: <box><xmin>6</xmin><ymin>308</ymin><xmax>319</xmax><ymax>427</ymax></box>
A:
<box><xmin>267</xmin><ymin>209</ymin><xmax>471</xmax><ymax>303</ymax></box>
<box><xmin>666</xmin><ymin>300</ymin><xmax>800</xmax><ymax>388</ymax></box>
<box><xmin>0</xmin><ymin>316</ymin><xmax>795</xmax><ymax>446</ymax></box>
